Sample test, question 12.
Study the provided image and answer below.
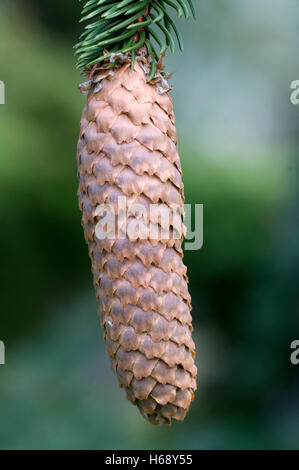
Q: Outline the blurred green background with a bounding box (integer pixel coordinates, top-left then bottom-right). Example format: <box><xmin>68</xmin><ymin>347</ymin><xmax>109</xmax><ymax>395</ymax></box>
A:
<box><xmin>1</xmin><ymin>0</ymin><xmax>299</xmax><ymax>450</ymax></box>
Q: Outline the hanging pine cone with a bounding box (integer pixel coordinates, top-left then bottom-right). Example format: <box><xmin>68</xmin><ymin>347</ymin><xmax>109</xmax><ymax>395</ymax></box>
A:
<box><xmin>75</xmin><ymin>0</ymin><xmax>198</xmax><ymax>425</ymax></box>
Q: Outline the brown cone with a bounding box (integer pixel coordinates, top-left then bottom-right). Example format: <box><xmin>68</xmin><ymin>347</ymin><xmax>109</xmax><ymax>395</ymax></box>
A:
<box><xmin>77</xmin><ymin>61</ymin><xmax>197</xmax><ymax>424</ymax></box>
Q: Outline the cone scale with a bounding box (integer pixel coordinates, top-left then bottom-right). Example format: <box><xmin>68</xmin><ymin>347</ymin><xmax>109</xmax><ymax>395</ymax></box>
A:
<box><xmin>76</xmin><ymin>0</ymin><xmax>197</xmax><ymax>425</ymax></box>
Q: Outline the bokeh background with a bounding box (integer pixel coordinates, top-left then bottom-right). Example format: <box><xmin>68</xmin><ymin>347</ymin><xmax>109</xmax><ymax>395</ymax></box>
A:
<box><xmin>1</xmin><ymin>0</ymin><xmax>299</xmax><ymax>450</ymax></box>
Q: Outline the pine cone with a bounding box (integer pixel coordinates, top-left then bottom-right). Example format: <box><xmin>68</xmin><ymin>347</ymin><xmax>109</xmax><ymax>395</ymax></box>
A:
<box><xmin>77</xmin><ymin>62</ymin><xmax>197</xmax><ymax>425</ymax></box>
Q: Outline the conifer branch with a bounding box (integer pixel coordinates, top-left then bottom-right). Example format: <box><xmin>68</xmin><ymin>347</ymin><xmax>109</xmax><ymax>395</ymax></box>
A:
<box><xmin>75</xmin><ymin>0</ymin><xmax>196</xmax><ymax>71</ymax></box>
